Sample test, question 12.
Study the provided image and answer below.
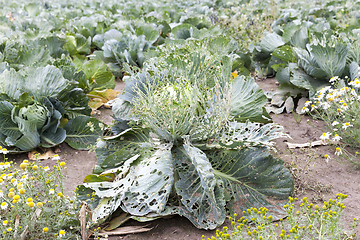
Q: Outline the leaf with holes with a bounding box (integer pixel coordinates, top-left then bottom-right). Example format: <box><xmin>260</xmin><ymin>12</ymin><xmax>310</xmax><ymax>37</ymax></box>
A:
<box><xmin>81</xmin><ymin>143</ymin><xmax>174</xmax><ymax>224</ymax></box>
<box><xmin>173</xmin><ymin>142</ymin><xmax>226</xmax><ymax>230</ymax></box>
<box><xmin>207</xmin><ymin>147</ymin><xmax>293</xmax><ymax>218</ymax></box>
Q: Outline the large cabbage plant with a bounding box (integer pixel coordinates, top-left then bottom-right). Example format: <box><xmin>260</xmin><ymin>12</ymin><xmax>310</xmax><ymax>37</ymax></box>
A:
<box><xmin>77</xmin><ymin>52</ymin><xmax>293</xmax><ymax>230</ymax></box>
<box><xmin>0</xmin><ymin>65</ymin><xmax>102</xmax><ymax>152</ymax></box>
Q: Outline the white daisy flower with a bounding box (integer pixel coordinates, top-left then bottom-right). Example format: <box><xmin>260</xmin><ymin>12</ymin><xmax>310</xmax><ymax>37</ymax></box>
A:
<box><xmin>1</xmin><ymin>202</ymin><xmax>8</xmax><ymax>210</ymax></box>
<box><xmin>332</xmin><ymin>121</ymin><xmax>339</xmax><ymax>126</ymax></box>
<box><xmin>320</xmin><ymin>132</ymin><xmax>331</xmax><ymax>141</ymax></box>
<box><xmin>342</xmin><ymin>122</ymin><xmax>353</xmax><ymax>130</ymax></box>
<box><xmin>304</xmin><ymin>101</ymin><xmax>312</xmax><ymax>107</ymax></box>
<box><xmin>332</xmin><ymin>134</ymin><xmax>342</xmax><ymax>141</ymax></box>
<box><xmin>335</xmin><ymin>147</ymin><xmax>342</xmax><ymax>156</ymax></box>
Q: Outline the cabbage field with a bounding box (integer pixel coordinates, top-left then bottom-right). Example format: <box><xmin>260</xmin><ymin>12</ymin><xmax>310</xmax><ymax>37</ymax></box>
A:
<box><xmin>0</xmin><ymin>0</ymin><xmax>359</xmax><ymax>239</ymax></box>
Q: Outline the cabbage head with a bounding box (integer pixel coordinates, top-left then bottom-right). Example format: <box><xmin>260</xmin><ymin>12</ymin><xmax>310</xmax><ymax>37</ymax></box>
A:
<box><xmin>0</xmin><ymin>65</ymin><xmax>99</xmax><ymax>152</ymax></box>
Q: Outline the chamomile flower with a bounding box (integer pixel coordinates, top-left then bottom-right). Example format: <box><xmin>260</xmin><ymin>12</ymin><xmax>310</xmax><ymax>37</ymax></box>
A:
<box><xmin>335</xmin><ymin>147</ymin><xmax>342</xmax><ymax>156</ymax></box>
<box><xmin>44</xmin><ymin>166</ymin><xmax>50</xmax><ymax>172</ymax></box>
<box><xmin>342</xmin><ymin>122</ymin><xmax>353</xmax><ymax>130</ymax></box>
<box><xmin>301</xmin><ymin>107</ymin><xmax>309</xmax><ymax>114</ymax></box>
<box><xmin>332</xmin><ymin>121</ymin><xmax>339</xmax><ymax>126</ymax></box>
<box><xmin>320</xmin><ymin>102</ymin><xmax>330</xmax><ymax>110</ymax></box>
<box><xmin>320</xmin><ymin>132</ymin><xmax>331</xmax><ymax>141</ymax></box>
<box><xmin>0</xmin><ymin>148</ymin><xmax>9</xmax><ymax>154</ymax></box>
<box><xmin>332</xmin><ymin>134</ymin><xmax>342</xmax><ymax>141</ymax></box>
<box><xmin>324</xmin><ymin>154</ymin><xmax>330</xmax><ymax>163</ymax></box>
<box><xmin>310</xmin><ymin>104</ymin><xmax>317</xmax><ymax>111</ymax></box>
<box><xmin>341</xmin><ymin>102</ymin><xmax>348</xmax><ymax>110</ymax></box>
<box><xmin>349</xmin><ymin>79</ymin><xmax>360</xmax><ymax>88</ymax></box>
<box><xmin>304</xmin><ymin>101</ymin><xmax>312</xmax><ymax>107</ymax></box>
<box><xmin>52</xmin><ymin>154</ymin><xmax>60</xmax><ymax>161</ymax></box>
<box><xmin>49</xmin><ymin>189</ymin><xmax>55</xmax><ymax>194</ymax></box>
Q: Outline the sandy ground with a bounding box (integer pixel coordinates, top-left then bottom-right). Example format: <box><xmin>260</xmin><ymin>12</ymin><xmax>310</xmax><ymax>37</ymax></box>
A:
<box><xmin>5</xmin><ymin>78</ymin><xmax>360</xmax><ymax>239</ymax></box>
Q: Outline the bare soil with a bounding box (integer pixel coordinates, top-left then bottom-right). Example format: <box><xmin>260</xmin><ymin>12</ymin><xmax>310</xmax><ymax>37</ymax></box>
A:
<box><xmin>6</xmin><ymin>78</ymin><xmax>360</xmax><ymax>239</ymax></box>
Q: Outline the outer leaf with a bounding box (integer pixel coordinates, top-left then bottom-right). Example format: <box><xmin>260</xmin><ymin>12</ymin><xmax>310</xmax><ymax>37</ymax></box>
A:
<box><xmin>207</xmin><ymin>147</ymin><xmax>293</xmax><ymax>218</ymax></box>
<box><xmin>78</xmin><ymin>59</ymin><xmax>115</xmax><ymax>91</ymax></box>
<box><xmin>64</xmin><ymin>116</ymin><xmax>103</xmax><ymax>150</ymax></box>
<box><xmin>24</xmin><ymin>65</ymin><xmax>69</xmax><ymax>101</ymax></box>
<box><xmin>85</xmin><ymin>143</ymin><xmax>174</xmax><ymax>223</ymax></box>
<box><xmin>0</xmin><ymin>101</ymin><xmax>21</xmax><ymax>139</ymax></box>
<box><xmin>13</xmin><ymin>131</ymin><xmax>41</xmax><ymax>151</ymax></box>
<box><xmin>173</xmin><ymin>144</ymin><xmax>226</xmax><ymax>230</ymax></box>
<box><xmin>95</xmin><ymin>128</ymin><xmax>150</xmax><ymax>169</ymax></box>
<box><xmin>289</xmin><ymin>68</ymin><xmax>327</xmax><ymax>90</ymax></box>
<box><xmin>259</xmin><ymin>33</ymin><xmax>285</xmax><ymax>53</ymax></box>
<box><xmin>214</xmin><ymin>120</ymin><xmax>287</xmax><ymax>149</ymax></box>
<box><xmin>272</xmin><ymin>45</ymin><xmax>296</xmax><ymax>63</ymax></box>
<box><xmin>349</xmin><ymin>62</ymin><xmax>359</xmax><ymax>82</ymax></box>
<box><xmin>0</xmin><ymin>68</ymin><xmax>23</xmax><ymax>99</ymax></box>
<box><xmin>311</xmin><ymin>43</ymin><xmax>349</xmax><ymax>77</ymax></box>
<box><xmin>293</xmin><ymin>47</ymin><xmax>327</xmax><ymax>79</ymax></box>
<box><xmin>41</xmin><ymin>127</ymin><xmax>66</xmax><ymax>148</ymax></box>
<box><xmin>230</xmin><ymin>75</ymin><xmax>269</xmax><ymax>123</ymax></box>
<box><xmin>290</xmin><ymin>26</ymin><xmax>308</xmax><ymax>49</ymax></box>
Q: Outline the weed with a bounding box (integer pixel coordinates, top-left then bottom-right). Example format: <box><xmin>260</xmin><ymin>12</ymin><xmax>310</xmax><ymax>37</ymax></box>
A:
<box><xmin>204</xmin><ymin>194</ymin><xmax>358</xmax><ymax>240</ymax></box>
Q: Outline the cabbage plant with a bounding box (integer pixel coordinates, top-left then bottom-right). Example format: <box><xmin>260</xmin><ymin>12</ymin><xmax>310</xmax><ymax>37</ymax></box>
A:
<box><xmin>77</xmin><ymin>55</ymin><xmax>293</xmax><ymax>230</ymax></box>
<box><xmin>0</xmin><ymin>65</ymin><xmax>101</xmax><ymax>152</ymax></box>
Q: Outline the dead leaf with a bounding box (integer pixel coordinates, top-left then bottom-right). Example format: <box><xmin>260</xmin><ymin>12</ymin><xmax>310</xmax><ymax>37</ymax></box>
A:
<box><xmin>89</xmin><ymin>98</ymin><xmax>104</xmax><ymax>110</ymax></box>
<box><xmin>28</xmin><ymin>149</ymin><xmax>56</xmax><ymax>160</ymax></box>
<box><xmin>87</xmin><ymin>89</ymin><xmax>120</xmax><ymax>110</ymax></box>
<box><xmin>286</xmin><ymin>140</ymin><xmax>334</xmax><ymax>149</ymax></box>
<box><xmin>80</xmin><ymin>201</ymin><xmax>89</xmax><ymax>240</ymax></box>
<box><xmin>99</xmin><ymin>225</ymin><xmax>153</xmax><ymax>236</ymax></box>
<box><xmin>104</xmin><ymin>213</ymin><xmax>131</xmax><ymax>231</ymax></box>
<box><xmin>15</xmin><ymin>215</ymin><xmax>19</xmax><ymax>229</ymax></box>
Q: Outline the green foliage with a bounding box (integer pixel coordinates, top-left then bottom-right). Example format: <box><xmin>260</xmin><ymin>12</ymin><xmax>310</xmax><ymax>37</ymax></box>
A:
<box><xmin>77</xmin><ymin>52</ymin><xmax>292</xmax><ymax>230</ymax></box>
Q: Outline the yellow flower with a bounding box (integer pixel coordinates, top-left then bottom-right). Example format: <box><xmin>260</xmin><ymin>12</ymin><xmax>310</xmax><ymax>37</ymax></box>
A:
<box><xmin>8</xmin><ymin>192</ymin><xmax>15</xmax><ymax>199</ymax></box>
<box><xmin>9</xmin><ymin>188</ymin><xmax>15</xmax><ymax>192</ymax></box>
<box><xmin>36</xmin><ymin>202</ymin><xmax>43</xmax><ymax>208</ymax></box>
<box><xmin>28</xmin><ymin>202</ymin><xmax>35</xmax><ymax>208</ymax></box>
<box><xmin>20</xmin><ymin>163</ymin><xmax>27</xmax><ymax>170</ymax></box>
<box><xmin>59</xmin><ymin>162</ymin><xmax>66</xmax><ymax>167</ymax></box>
<box><xmin>32</xmin><ymin>165</ymin><xmax>38</xmax><ymax>171</ymax></box>
<box><xmin>26</xmin><ymin>198</ymin><xmax>33</xmax><ymax>203</ymax></box>
<box><xmin>43</xmin><ymin>227</ymin><xmax>49</xmax><ymax>233</ymax></box>
<box><xmin>19</xmin><ymin>188</ymin><xmax>25</xmax><ymax>194</ymax></box>
<box><xmin>13</xmin><ymin>195</ymin><xmax>20</xmax><ymax>200</ymax></box>
<box><xmin>59</xmin><ymin>230</ymin><xmax>65</xmax><ymax>237</ymax></box>
<box><xmin>3</xmin><ymin>220</ymin><xmax>8</xmax><ymax>225</ymax></box>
